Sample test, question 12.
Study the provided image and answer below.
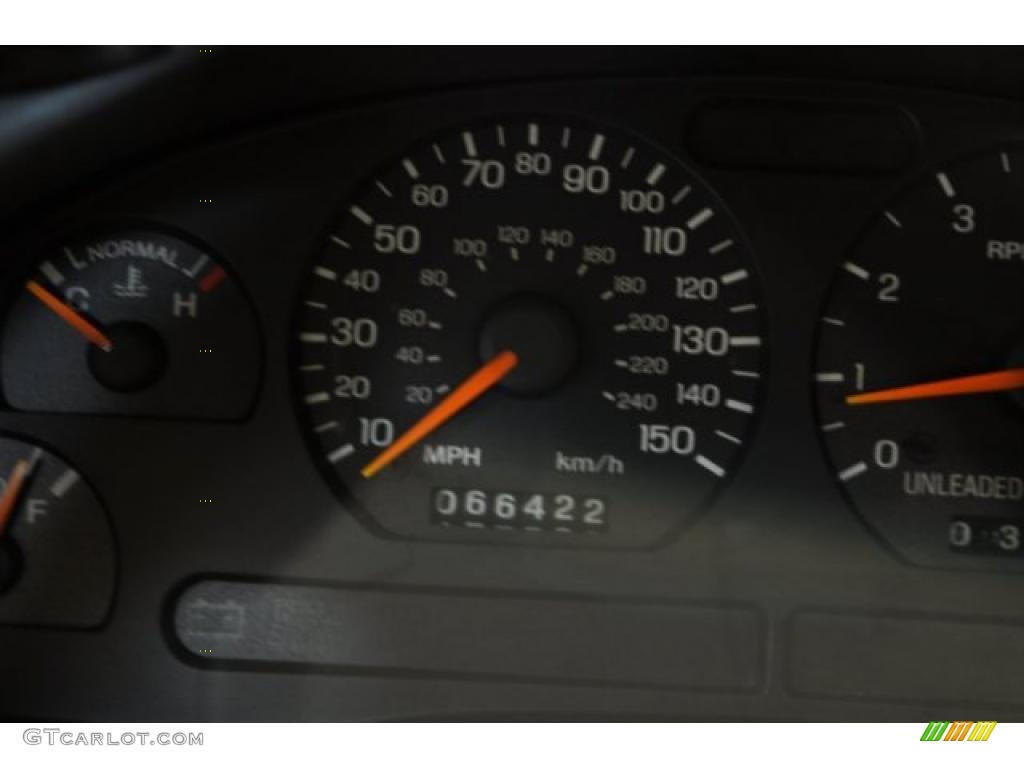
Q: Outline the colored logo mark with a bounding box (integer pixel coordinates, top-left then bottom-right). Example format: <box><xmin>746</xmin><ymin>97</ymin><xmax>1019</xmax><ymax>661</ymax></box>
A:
<box><xmin>921</xmin><ymin>721</ymin><xmax>997</xmax><ymax>741</ymax></box>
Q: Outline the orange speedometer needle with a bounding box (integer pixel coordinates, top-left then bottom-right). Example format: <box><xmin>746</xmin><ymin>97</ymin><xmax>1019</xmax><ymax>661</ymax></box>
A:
<box><xmin>0</xmin><ymin>459</ymin><xmax>32</xmax><ymax>537</ymax></box>
<box><xmin>26</xmin><ymin>280</ymin><xmax>113</xmax><ymax>352</ymax></box>
<box><xmin>361</xmin><ymin>349</ymin><xmax>519</xmax><ymax>479</ymax></box>
<box><xmin>846</xmin><ymin>367</ymin><xmax>1024</xmax><ymax>406</ymax></box>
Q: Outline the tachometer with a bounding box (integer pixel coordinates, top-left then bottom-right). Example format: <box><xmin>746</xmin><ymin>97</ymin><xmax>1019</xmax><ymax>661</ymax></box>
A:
<box><xmin>296</xmin><ymin>117</ymin><xmax>765</xmax><ymax>547</ymax></box>
<box><xmin>815</xmin><ymin>147</ymin><xmax>1024</xmax><ymax>569</ymax></box>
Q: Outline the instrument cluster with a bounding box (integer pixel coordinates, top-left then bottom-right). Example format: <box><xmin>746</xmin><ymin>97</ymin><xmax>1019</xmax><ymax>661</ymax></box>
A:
<box><xmin>2</xmin><ymin>70</ymin><xmax>1024</xmax><ymax>721</ymax></box>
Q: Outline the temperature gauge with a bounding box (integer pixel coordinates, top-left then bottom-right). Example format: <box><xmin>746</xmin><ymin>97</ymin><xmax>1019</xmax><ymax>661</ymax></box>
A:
<box><xmin>0</xmin><ymin>436</ymin><xmax>115</xmax><ymax>627</ymax></box>
<box><xmin>1</xmin><ymin>228</ymin><xmax>261</xmax><ymax>419</ymax></box>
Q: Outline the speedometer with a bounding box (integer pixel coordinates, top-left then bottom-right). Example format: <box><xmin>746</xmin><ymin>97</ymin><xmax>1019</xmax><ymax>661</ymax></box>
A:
<box><xmin>295</xmin><ymin>117</ymin><xmax>765</xmax><ymax>547</ymax></box>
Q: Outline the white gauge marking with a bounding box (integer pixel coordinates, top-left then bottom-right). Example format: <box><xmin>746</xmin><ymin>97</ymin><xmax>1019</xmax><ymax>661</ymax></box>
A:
<box><xmin>443</xmin><ymin>287</ymin><xmax>458</xmax><ymax>299</ymax></box>
<box><xmin>304</xmin><ymin>301</ymin><xmax>327</xmax><ymax>310</ymax></box>
<box><xmin>838</xmin><ymin>461</ymin><xmax>868</xmax><ymax>482</ymax></box>
<box><xmin>328</xmin><ymin>444</ymin><xmax>355</xmax><ymax>463</ymax></box>
<box><xmin>545</xmin><ymin>248</ymin><xmax>555</xmax><ymax>262</ymax></box>
<box><xmin>305</xmin><ymin>392</ymin><xmax>330</xmax><ymax>405</ymax></box>
<box><xmin>613</xmin><ymin>323</ymin><xmax>628</xmax><ymax>332</ymax></box>
<box><xmin>314</xmin><ymin>266</ymin><xmax>337</xmax><ymax>281</ymax></box>
<box><xmin>40</xmin><ymin>261</ymin><xmax>65</xmax><ymax>286</ymax></box>
<box><xmin>686</xmin><ymin>208</ymin><xmax>714</xmax><ymax>230</ymax></box>
<box><xmin>330</xmin><ymin>236</ymin><xmax>350</xmax><ymax>248</ymax></box>
<box><xmin>476</xmin><ymin>259</ymin><xmax>487</xmax><ymax>272</ymax></box>
<box><xmin>509</xmin><ymin>247</ymin><xmax>520</xmax><ymax>261</ymax></box>
<box><xmin>299</xmin><ymin>332</ymin><xmax>328</xmax><ymax>344</ymax></box>
<box><xmin>720</xmin><ymin>268</ymin><xmax>749</xmax><ymax>285</ymax></box>
<box><xmin>715</xmin><ymin>429</ymin><xmax>742</xmax><ymax>445</ymax></box>
<box><xmin>822</xmin><ymin>316</ymin><xmax>845</xmax><ymax>327</ymax></box>
<box><xmin>695</xmin><ymin>454</ymin><xmax>726</xmax><ymax>477</ymax></box>
<box><xmin>577</xmin><ymin>264</ymin><xmax>589</xmax><ymax>277</ymax></box>
<box><xmin>428</xmin><ymin>321</ymin><xmax>443</xmax><ymax>330</ymax></box>
<box><xmin>815</xmin><ymin>372</ymin><xmax>845</xmax><ymax>383</ymax></box>
<box><xmin>50</xmin><ymin>469</ymin><xmax>80</xmax><ymax>498</ymax></box>
<box><xmin>1001</xmin><ymin>152</ymin><xmax>1011</xmax><ymax>173</ymax></box>
<box><xmin>435</xmin><ymin>384</ymin><xmax>451</xmax><ymax>395</ymax></box>
<box><xmin>620</xmin><ymin>147</ymin><xmax>635</xmax><ymax>168</ymax></box>
<box><xmin>725</xmin><ymin>399</ymin><xmax>754</xmax><ymax>414</ymax></box>
<box><xmin>672</xmin><ymin>186</ymin><xmax>692</xmax><ymax>205</ymax></box>
<box><xmin>842</xmin><ymin>261</ymin><xmax>870</xmax><ymax>280</ymax></box>
<box><xmin>646</xmin><ymin>162</ymin><xmax>666</xmax><ymax>186</ymax></box>
<box><xmin>709</xmin><ymin>239</ymin><xmax>734</xmax><ymax>254</ymax></box>
<box><xmin>184</xmin><ymin>253</ymin><xmax>209</xmax><ymax>278</ymax></box>
<box><xmin>732</xmin><ymin>369</ymin><xmax>760</xmax><ymax>379</ymax></box>
<box><xmin>561</xmin><ymin>126</ymin><xmax>571</xmax><ymax>148</ymax></box>
<box><xmin>496</xmin><ymin>125</ymin><xmax>506</xmax><ymax>147</ymax></box>
<box><xmin>527</xmin><ymin>122</ymin><xmax>539</xmax><ymax>146</ymax></box>
<box><xmin>402</xmin><ymin>158</ymin><xmax>420</xmax><ymax>179</ymax></box>
<box><xmin>730</xmin><ymin>336</ymin><xmax>761</xmax><ymax>348</ymax></box>
<box><xmin>350</xmin><ymin>205</ymin><xmax>374</xmax><ymax>226</ymax></box>
<box><xmin>375</xmin><ymin>181</ymin><xmax>393</xmax><ymax>197</ymax></box>
<box><xmin>314</xmin><ymin>421</ymin><xmax>339</xmax><ymax>433</ymax></box>
<box><xmin>601</xmin><ymin>290</ymin><xmax>615</xmax><ymax>301</ymax></box>
<box><xmin>602</xmin><ymin>391</ymin><xmax>616</xmax><ymax>402</ymax></box>
<box><xmin>821</xmin><ymin>421</ymin><xmax>846</xmax><ymax>432</ymax></box>
<box><xmin>729</xmin><ymin>304</ymin><xmax>758</xmax><ymax>314</ymax></box>
<box><xmin>937</xmin><ymin>172</ymin><xmax>955</xmax><ymax>198</ymax></box>
<box><xmin>462</xmin><ymin>131</ymin><xmax>478</xmax><ymax>157</ymax></box>
<box><xmin>884</xmin><ymin>211</ymin><xmax>902</xmax><ymax>228</ymax></box>
<box><xmin>299</xmin><ymin>363</ymin><xmax>325</xmax><ymax>371</ymax></box>
<box><xmin>426</xmin><ymin>354</ymin><xmax>442</xmax><ymax>363</ymax></box>
<box><xmin>588</xmin><ymin>133</ymin><xmax>605</xmax><ymax>161</ymax></box>
<box><xmin>614</xmin><ymin>359</ymin><xmax>629</xmax><ymax>368</ymax></box>
<box><xmin>432</xmin><ymin>144</ymin><xmax>446</xmax><ymax>164</ymax></box>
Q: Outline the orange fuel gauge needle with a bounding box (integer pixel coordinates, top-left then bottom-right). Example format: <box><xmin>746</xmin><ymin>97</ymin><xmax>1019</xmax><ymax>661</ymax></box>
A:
<box><xmin>0</xmin><ymin>457</ymin><xmax>34</xmax><ymax>537</ymax></box>
<box><xmin>361</xmin><ymin>349</ymin><xmax>519</xmax><ymax>479</ymax></box>
<box><xmin>26</xmin><ymin>280</ymin><xmax>113</xmax><ymax>352</ymax></box>
<box><xmin>846</xmin><ymin>367</ymin><xmax>1024</xmax><ymax>406</ymax></box>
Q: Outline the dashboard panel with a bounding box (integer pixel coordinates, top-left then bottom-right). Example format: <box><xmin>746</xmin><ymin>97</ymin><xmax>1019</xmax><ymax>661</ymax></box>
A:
<box><xmin>1</xmin><ymin>48</ymin><xmax>1024</xmax><ymax>722</ymax></box>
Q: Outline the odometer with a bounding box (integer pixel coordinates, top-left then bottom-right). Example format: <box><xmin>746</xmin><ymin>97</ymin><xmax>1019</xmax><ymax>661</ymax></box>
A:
<box><xmin>296</xmin><ymin>117</ymin><xmax>765</xmax><ymax>547</ymax></box>
<box><xmin>815</xmin><ymin>147</ymin><xmax>1024</xmax><ymax>569</ymax></box>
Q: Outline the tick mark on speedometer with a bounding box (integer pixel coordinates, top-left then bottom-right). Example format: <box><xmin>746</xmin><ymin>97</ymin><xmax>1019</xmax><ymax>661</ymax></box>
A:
<box><xmin>686</xmin><ymin>208</ymin><xmax>714</xmax><ymax>230</ymax></box>
<box><xmin>350</xmin><ymin>206</ymin><xmax>374</xmax><ymax>226</ymax></box>
<box><xmin>646</xmin><ymin>163</ymin><xmax>666</xmax><ymax>186</ymax></box>
<box><xmin>695</xmin><ymin>455</ymin><xmax>726</xmax><ymax>477</ymax></box>
<box><xmin>720</xmin><ymin>269</ymin><xmax>749</xmax><ymax>285</ymax></box>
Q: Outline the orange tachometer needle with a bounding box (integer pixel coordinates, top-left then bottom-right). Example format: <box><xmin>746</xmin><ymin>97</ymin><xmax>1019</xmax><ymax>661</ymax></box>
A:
<box><xmin>0</xmin><ymin>459</ymin><xmax>32</xmax><ymax>537</ymax></box>
<box><xmin>361</xmin><ymin>349</ymin><xmax>519</xmax><ymax>479</ymax></box>
<box><xmin>846</xmin><ymin>367</ymin><xmax>1024</xmax><ymax>406</ymax></box>
<box><xmin>26</xmin><ymin>280</ymin><xmax>113</xmax><ymax>352</ymax></box>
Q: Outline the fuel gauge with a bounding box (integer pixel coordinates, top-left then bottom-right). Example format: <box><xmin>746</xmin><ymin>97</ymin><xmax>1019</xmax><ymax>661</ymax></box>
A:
<box><xmin>0</xmin><ymin>435</ymin><xmax>115</xmax><ymax>627</ymax></box>
<box><xmin>1</xmin><ymin>228</ymin><xmax>261</xmax><ymax>420</ymax></box>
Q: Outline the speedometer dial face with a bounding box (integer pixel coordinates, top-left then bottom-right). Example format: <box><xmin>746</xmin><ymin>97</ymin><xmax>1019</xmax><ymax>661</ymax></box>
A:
<box><xmin>815</xmin><ymin>148</ymin><xmax>1024</xmax><ymax>569</ymax></box>
<box><xmin>296</xmin><ymin>118</ymin><xmax>765</xmax><ymax>548</ymax></box>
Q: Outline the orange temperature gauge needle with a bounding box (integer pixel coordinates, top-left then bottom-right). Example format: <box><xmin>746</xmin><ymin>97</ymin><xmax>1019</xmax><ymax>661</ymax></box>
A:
<box><xmin>846</xmin><ymin>367</ymin><xmax>1024</xmax><ymax>406</ymax></box>
<box><xmin>0</xmin><ymin>459</ymin><xmax>31</xmax><ymax>536</ymax></box>
<box><xmin>26</xmin><ymin>280</ymin><xmax>113</xmax><ymax>352</ymax></box>
<box><xmin>361</xmin><ymin>349</ymin><xmax>519</xmax><ymax>479</ymax></box>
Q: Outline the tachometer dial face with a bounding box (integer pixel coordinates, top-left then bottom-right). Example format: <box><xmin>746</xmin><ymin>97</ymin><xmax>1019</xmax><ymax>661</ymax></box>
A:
<box><xmin>297</xmin><ymin>118</ymin><xmax>765</xmax><ymax>547</ymax></box>
<box><xmin>1</xmin><ymin>228</ymin><xmax>262</xmax><ymax>420</ymax></box>
<box><xmin>815</xmin><ymin>148</ymin><xmax>1024</xmax><ymax>569</ymax></box>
